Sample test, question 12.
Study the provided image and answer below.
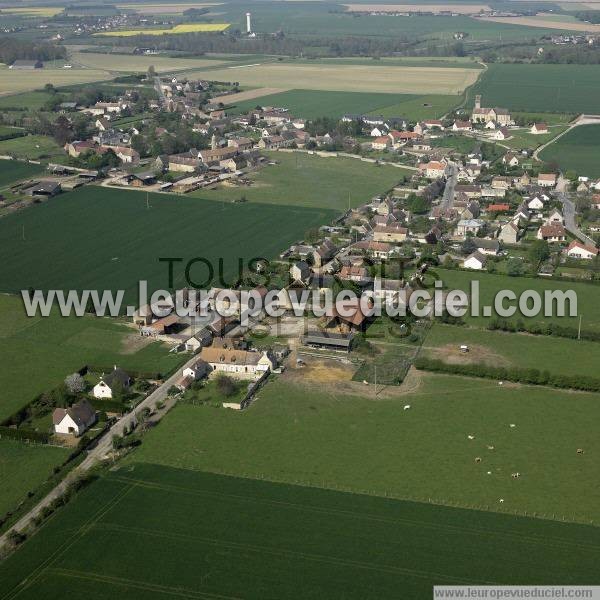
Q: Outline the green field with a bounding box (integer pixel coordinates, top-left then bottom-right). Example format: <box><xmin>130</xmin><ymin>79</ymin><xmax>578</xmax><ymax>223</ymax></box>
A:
<box><xmin>230</xmin><ymin>89</ymin><xmax>461</xmax><ymax>120</ymax></box>
<box><xmin>193</xmin><ymin>152</ymin><xmax>408</xmax><ymax>210</ymax></box>
<box><xmin>472</xmin><ymin>64</ymin><xmax>600</xmax><ymax>114</ymax></box>
<box><xmin>539</xmin><ymin>124</ymin><xmax>600</xmax><ymax>178</ymax></box>
<box><xmin>0</xmin><ymin>135</ymin><xmax>62</xmax><ymax>160</ymax></box>
<box><xmin>0</xmin><ymin>185</ymin><xmax>335</xmax><ymax>302</ymax></box>
<box><xmin>214</xmin><ymin>3</ymin><xmax>571</xmax><ymax>40</ymax></box>
<box><xmin>423</xmin><ymin>323</ymin><xmax>600</xmax><ymax>378</ymax></box>
<box><xmin>0</xmin><ymin>160</ymin><xmax>44</xmax><ymax>188</ymax></box>
<box><xmin>435</xmin><ymin>268</ymin><xmax>600</xmax><ymax>331</ymax></box>
<box><xmin>130</xmin><ymin>374</ymin><xmax>600</xmax><ymax>523</ymax></box>
<box><xmin>1</xmin><ymin>463</ymin><xmax>599</xmax><ymax>599</ymax></box>
<box><xmin>502</xmin><ymin>125</ymin><xmax>569</xmax><ymax>151</ymax></box>
<box><xmin>0</xmin><ymin>294</ymin><xmax>183</xmax><ymax>421</ymax></box>
<box><xmin>0</xmin><ymin>439</ymin><xmax>69</xmax><ymax>520</ymax></box>
<box><xmin>0</xmin><ymin>90</ymin><xmax>54</xmax><ymax>111</ymax></box>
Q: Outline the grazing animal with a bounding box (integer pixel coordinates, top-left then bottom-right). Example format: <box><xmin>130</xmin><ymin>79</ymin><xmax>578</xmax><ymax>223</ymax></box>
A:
<box><xmin>577</xmin><ymin>448</ymin><xmax>585</xmax><ymax>454</ymax></box>
<box><xmin>467</xmin><ymin>435</ymin><xmax>475</xmax><ymax>440</ymax></box>
<box><xmin>475</xmin><ymin>457</ymin><xmax>482</xmax><ymax>463</ymax></box>
<box><xmin>403</xmin><ymin>405</ymin><xmax>411</xmax><ymax>410</ymax></box>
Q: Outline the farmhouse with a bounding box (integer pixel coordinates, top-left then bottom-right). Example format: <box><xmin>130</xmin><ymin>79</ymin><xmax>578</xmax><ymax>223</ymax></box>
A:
<box><xmin>503</xmin><ymin>152</ymin><xmax>520</xmax><ymax>167</ymax></box>
<box><xmin>463</xmin><ymin>251</ymin><xmax>487</xmax><ymax>270</ymax></box>
<box><xmin>538</xmin><ymin>173</ymin><xmax>557</xmax><ymax>188</ymax></box>
<box><xmin>93</xmin><ymin>366</ymin><xmax>131</xmax><ymax>399</ymax></box>
<box><xmin>53</xmin><ymin>399</ymin><xmax>96</xmax><ymax>437</ymax></box>
<box><xmin>492</xmin><ymin>127</ymin><xmax>510</xmax><ymax>141</ymax></box>
<box><xmin>352</xmin><ymin>240</ymin><xmax>397</xmax><ymax>260</ymax></box>
<box><xmin>373</xmin><ymin>223</ymin><xmax>408</xmax><ymax>243</ymax></box>
<box><xmin>372</xmin><ymin>136</ymin><xmax>391</xmax><ymax>150</ymax></box>
<box><xmin>199</xmin><ymin>347</ymin><xmax>274</xmax><ymax>380</ymax></box>
<box><xmin>531</xmin><ymin>123</ymin><xmax>548</xmax><ymax>135</ymax></box>
<box><xmin>421</xmin><ymin>161</ymin><xmax>446</xmax><ymax>179</ymax></box>
<box><xmin>456</xmin><ymin>219</ymin><xmax>484</xmax><ymax>237</ymax></box>
<box><xmin>537</xmin><ymin>223</ymin><xmax>566</xmax><ymax>242</ymax></box>
<box><xmin>184</xmin><ymin>327</ymin><xmax>213</xmax><ymax>352</ymax></box>
<box><xmin>566</xmin><ymin>240</ymin><xmax>598</xmax><ymax>260</ymax></box>
<box><xmin>499</xmin><ymin>221</ymin><xmax>520</xmax><ymax>244</ymax></box>
<box><xmin>452</xmin><ymin>120</ymin><xmax>472</xmax><ymax>132</ymax></box>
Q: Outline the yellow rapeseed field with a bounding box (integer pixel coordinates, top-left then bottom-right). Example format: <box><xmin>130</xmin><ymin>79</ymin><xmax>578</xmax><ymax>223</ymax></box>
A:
<box><xmin>95</xmin><ymin>22</ymin><xmax>230</xmax><ymax>36</ymax></box>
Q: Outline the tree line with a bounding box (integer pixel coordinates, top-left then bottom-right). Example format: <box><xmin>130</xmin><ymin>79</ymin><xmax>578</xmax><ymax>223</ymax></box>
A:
<box><xmin>0</xmin><ymin>37</ymin><xmax>66</xmax><ymax>65</ymax></box>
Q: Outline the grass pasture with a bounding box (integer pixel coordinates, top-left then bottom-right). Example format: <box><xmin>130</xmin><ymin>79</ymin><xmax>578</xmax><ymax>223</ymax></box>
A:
<box><xmin>183</xmin><ymin>62</ymin><xmax>480</xmax><ymax>95</ymax></box>
<box><xmin>1</xmin><ymin>463</ymin><xmax>599</xmax><ymax>599</ymax></box>
<box><xmin>539</xmin><ymin>124</ymin><xmax>600</xmax><ymax>178</ymax></box>
<box><xmin>228</xmin><ymin>88</ymin><xmax>461</xmax><ymax>120</ymax></box>
<box><xmin>472</xmin><ymin>63</ymin><xmax>600</xmax><ymax>114</ymax></box>
<box><xmin>0</xmin><ymin>135</ymin><xmax>62</xmax><ymax>160</ymax></box>
<box><xmin>0</xmin><ymin>160</ymin><xmax>44</xmax><ymax>188</ymax></box>
<box><xmin>423</xmin><ymin>323</ymin><xmax>600</xmax><ymax>379</ymax></box>
<box><xmin>0</xmin><ymin>294</ymin><xmax>182</xmax><ymax>421</ymax></box>
<box><xmin>130</xmin><ymin>374</ymin><xmax>600</xmax><ymax>523</ymax></box>
<box><xmin>0</xmin><ymin>439</ymin><xmax>69</xmax><ymax>520</ymax></box>
<box><xmin>193</xmin><ymin>151</ymin><xmax>409</xmax><ymax>209</ymax></box>
<box><xmin>0</xmin><ymin>185</ymin><xmax>335</xmax><ymax>303</ymax></box>
<box><xmin>435</xmin><ymin>268</ymin><xmax>600</xmax><ymax>331</ymax></box>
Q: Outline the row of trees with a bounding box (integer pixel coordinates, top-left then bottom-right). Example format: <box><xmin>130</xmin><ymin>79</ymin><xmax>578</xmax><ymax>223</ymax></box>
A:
<box><xmin>0</xmin><ymin>37</ymin><xmax>66</xmax><ymax>65</ymax></box>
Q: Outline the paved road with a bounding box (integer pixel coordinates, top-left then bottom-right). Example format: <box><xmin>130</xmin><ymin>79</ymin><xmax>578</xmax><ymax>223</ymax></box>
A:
<box><xmin>440</xmin><ymin>161</ymin><xmax>458</xmax><ymax>211</ymax></box>
<box><xmin>0</xmin><ymin>352</ymin><xmax>199</xmax><ymax>550</ymax></box>
<box><xmin>555</xmin><ymin>176</ymin><xmax>595</xmax><ymax>247</ymax></box>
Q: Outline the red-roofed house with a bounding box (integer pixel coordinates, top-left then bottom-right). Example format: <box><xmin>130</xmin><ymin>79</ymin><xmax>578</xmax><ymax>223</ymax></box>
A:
<box><xmin>537</xmin><ymin>223</ymin><xmax>566</xmax><ymax>242</ymax></box>
<box><xmin>566</xmin><ymin>240</ymin><xmax>598</xmax><ymax>260</ymax></box>
<box><xmin>372</xmin><ymin>136</ymin><xmax>391</xmax><ymax>150</ymax></box>
<box><xmin>531</xmin><ymin>123</ymin><xmax>548</xmax><ymax>135</ymax></box>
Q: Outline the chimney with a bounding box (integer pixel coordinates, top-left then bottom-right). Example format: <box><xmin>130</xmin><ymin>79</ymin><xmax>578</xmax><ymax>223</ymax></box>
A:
<box><xmin>246</xmin><ymin>12</ymin><xmax>252</xmax><ymax>34</ymax></box>
<box><xmin>475</xmin><ymin>95</ymin><xmax>481</xmax><ymax>109</ymax></box>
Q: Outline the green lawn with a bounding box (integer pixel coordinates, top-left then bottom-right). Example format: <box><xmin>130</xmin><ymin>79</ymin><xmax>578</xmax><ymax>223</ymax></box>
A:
<box><xmin>130</xmin><ymin>374</ymin><xmax>600</xmax><ymax>523</ymax></box>
<box><xmin>193</xmin><ymin>152</ymin><xmax>408</xmax><ymax>210</ymax></box>
<box><xmin>503</xmin><ymin>125</ymin><xmax>569</xmax><ymax>151</ymax></box>
<box><xmin>0</xmin><ymin>135</ymin><xmax>62</xmax><ymax>160</ymax></box>
<box><xmin>0</xmin><ymin>160</ymin><xmax>44</xmax><ymax>188</ymax></box>
<box><xmin>472</xmin><ymin>64</ymin><xmax>600</xmax><ymax>114</ymax></box>
<box><xmin>370</xmin><ymin>94</ymin><xmax>461</xmax><ymax>120</ymax></box>
<box><xmin>0</xmin><ymin>90</ymin><xmax>54</xmax><ymax>111</ymax></box>
<box><xmin>539</xmin><ymin>124</ymin><xmax>600</xmax><ymax>178</ymax></box>
<box><xmin>423</xmin><ymin>323</ymin><xmax>600</xmax><ymax>379</ymax></box>
<box><xmin>229</xmin><ymin>89</ymin><xmax>461</xmax><ymax>120</ymax></box>
<box><xmin>0</xmin><ymin>185</ymin><xmax>335</xmax><ymax>302</ymax></box>
<box><xmin>1</xmin><ymin>463</ymin><xmax>599</xmax><ymax>599</ymax></box>
<box><xmin>0</xmin><ymin>294</ymin><xmax>183</xmax><ymax>421</ymax></box>
<box><xmin>0</xmin><ymin>439</ymin><xmax>69</xmax><ymax>520</ymax></box>
<box><xmin>434</xmin><ymin>268</ymin><xmax>600</xmax><ymax>331</ymax></box>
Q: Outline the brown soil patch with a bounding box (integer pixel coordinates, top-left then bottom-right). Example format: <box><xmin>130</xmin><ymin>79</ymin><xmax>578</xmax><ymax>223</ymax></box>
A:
<box><xmin>212</xmin><ymin>87</ymin><xmax>290</xmax><ymax>105</ymax></box>
<box><xmin>287</xmin><ymin>358</ymin><xmax>356</xmax><ymax>384</ymax></box>
<box><xmin>476</xmin><ymin>15</ymin><xmax>600</xmax><ymax>32</ymax></box>
<box><xmin>427</xmin><ymin>343</ymin><xmax>511</xmax><ymax>367</ymax></box>
<box><xmin>120</xmin><ymin>332</ymin><xmax>154</xmax><ymax>354</ymax></box>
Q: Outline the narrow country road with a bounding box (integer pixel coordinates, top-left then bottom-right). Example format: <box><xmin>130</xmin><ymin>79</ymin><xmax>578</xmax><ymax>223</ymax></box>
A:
<box><xmin>555</xmin><ymin>176</ymin><xmax>595</xmax><ymax>247</ymax></box>
<box><xmin>440</xmin><ymin>161</ymin><xmax>458</xmax><ymax>211</ymax></box>
<box><xmin>0</xmin><ymin>352</ymin><xmax>199</xmax><ymax>551</ymax></box>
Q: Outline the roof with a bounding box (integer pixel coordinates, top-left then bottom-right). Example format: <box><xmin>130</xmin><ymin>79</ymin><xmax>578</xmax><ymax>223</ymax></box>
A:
<box><xmin>538</xmin><ymin>173</ymin><xmax>557</xmax><ymax>181</ymax></box>
<box><xmin>472</xmin><ymin>237</ymin><xmax>500</xmax><ymax>251</ymax></box>
<box><xmin>373</xmin><ymin>136</ymin><xmax>390</xmax><ymax>144</ymax></box>
<box><xmin>53</xmin><ymin>399</ymin><xmax>95</xmax><ymax>427</ymax></box>
<box><xmin>332</xmin><ymin>297</ymin><xmax>370</xmax><ymax>327</ymax></box>
<box><xmin>199</xmin><ymin>347</ymin><xmax>262</xmax><ymax>365</ymax></box>
<box><xmin>466</xmin><ymin>251</ymin><xmax>487</xmax><ymax>265</ymax></box>
<box><xmin>102</xmin><ymin>366</ymin><xmax>130</xmax><ymax>388</ymax></box>
<box><xmin>539</xmin><ymin>223</ymin><xmax>565</xmax><ymax>237</ymax></box>
<box><xmin>302</xmin><ymin>331</ymin><xmax>354</xmax><ymax>348</ymax></box>
<box><xmin>374</xmin><ymin>224</ymin><xmax>408</xmax><ymax>235</ymax></box>
<box><xmin>487</xmin><ymin>203</ymin><xmax>510</xmax><ymax>211</ymax></box>
<box><xmin>567</xmin><ymin>240</ymin><xmax>598</xmax><ymax>255</ymax></box>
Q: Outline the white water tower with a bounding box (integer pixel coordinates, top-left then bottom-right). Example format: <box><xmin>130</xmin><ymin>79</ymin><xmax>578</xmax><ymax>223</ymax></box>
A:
<box><xmin>246</xmin><ymin>12</ymin><xmax>252</xmax><ymax>34</ymax></box>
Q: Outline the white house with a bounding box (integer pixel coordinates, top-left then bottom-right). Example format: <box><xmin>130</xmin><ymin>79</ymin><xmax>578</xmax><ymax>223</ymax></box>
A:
<box><xmin>182</xmin><ymin>359</ymin><xmax>210</xmax><ymax>381</ymax></box>
<box><xmin>566</xmin><ymin>240</ymin><xmax>598</xmax><ymax>260</ymax></box>
<box><xmin>463</xmin><ymin>251</ymin><xmax>487</xmax><ymax>270</ymax></box>
<box><xmin>527</xmin><ymin>196</ymin><xmax>544</xmax><ymax>211</ymax></box>
<box><xmin>531</xmin><ymin>123</ymin><xmax>548</xmax><ymax>135</ymax></box>
<box><xmin>93</xmin><ymin>366</ymin><xmax>131</xmax><ymax>399</ymax></box>
<box><xmin>546</xmin><ymin>208</ymin><xmax>564</xmax><ymax>225</ymax></box>
<box><xmin>53</xmin><ymin>400</ymin><xmax>96</xmax><ymax>436</ymax></box>
<box><xmin>538</xmin><ymin>173</ymin><xmax>557</xmax><ymax>188</ymax></box>
<box><xmin>199</xmin><ymin>347</ymin><xmax>274</xmax><ymax>380</ymax></box>
<box><xmin>184</xmin><ymin>327</ymin><xmax>213</xmax><ymax>352</ymax></box>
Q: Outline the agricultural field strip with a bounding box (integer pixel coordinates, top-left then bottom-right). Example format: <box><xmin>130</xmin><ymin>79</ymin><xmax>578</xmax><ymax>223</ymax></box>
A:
<box><xmin>41</xmin><ymin>569</ymin><xmax>231</xmax><ymax>600</ymax></box>
<box><xmin>1</xmin><ymin>484</ymin><xmax>137</xmax><ymax>600</ymax></box>
<box><xmin>79</xmin><ymin>522</ymin><xmax>493</xmax><ymax>584</ymax></box>
<box><xmin>105</xmin><ymin>474</ymin><xmax>600</xmax><ymax>552</ymax></box>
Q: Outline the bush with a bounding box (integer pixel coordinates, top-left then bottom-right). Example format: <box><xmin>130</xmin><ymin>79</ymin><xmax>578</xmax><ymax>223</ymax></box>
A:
<box><xmin>414</xmin><ymin>357</ymin><xmax>600</xmax><ymax>392</ymax></box>
<box><xmin>216</xmin><ymin>375</ymin><xmax>237</xmax><ymax>398</ymax></box>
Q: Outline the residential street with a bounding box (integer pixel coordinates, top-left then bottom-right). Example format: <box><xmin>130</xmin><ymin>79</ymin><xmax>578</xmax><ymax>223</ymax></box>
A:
<box><xmin>556</xmin><ymin>175</ymin><xmax>596</xmax><ymax>247</ymax></box>
<box><xmin>440</xmin><ymin>161</ymin><xmax>458</xmax><ymax>210</ymax></box>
